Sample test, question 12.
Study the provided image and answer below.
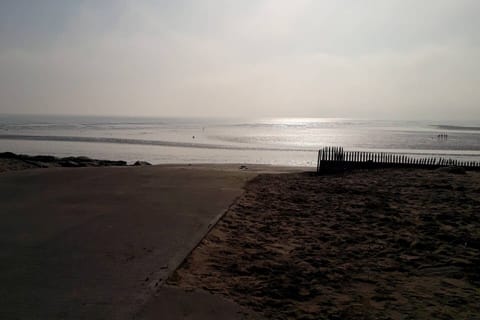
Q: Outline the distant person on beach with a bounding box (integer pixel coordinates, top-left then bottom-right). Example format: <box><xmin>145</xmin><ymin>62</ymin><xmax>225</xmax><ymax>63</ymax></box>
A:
<box><xmin>437</xmin><ymin>133</ymin><xmax>448</xmax><ymax>140</ymax></box>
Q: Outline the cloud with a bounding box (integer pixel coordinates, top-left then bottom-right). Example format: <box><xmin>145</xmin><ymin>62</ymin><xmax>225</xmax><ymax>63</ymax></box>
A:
<box><xmin>0</xmin><ymin>0</ymin><xmax>479</xmax><ymax>119</ymax></box>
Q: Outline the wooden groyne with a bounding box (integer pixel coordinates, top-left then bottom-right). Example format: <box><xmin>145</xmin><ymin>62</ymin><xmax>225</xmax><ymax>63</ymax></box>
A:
<box><xmin>317</xmin><ymin>146</ymin><xmax>480</xmax><ymax>174</ymax></box>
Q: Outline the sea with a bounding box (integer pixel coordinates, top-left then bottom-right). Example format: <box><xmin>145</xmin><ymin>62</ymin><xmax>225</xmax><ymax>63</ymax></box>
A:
<box><xmin>1</xmin><ymin>114</ymin><xmax>479</xmax><ymax>167</ymax></box>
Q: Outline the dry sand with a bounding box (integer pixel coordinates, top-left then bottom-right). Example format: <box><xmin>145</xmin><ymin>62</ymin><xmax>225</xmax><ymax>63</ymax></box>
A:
<box><xmin>171</xmin><ymin>169</ymin><xmax>480</xmax><ymax>319</ymax></box>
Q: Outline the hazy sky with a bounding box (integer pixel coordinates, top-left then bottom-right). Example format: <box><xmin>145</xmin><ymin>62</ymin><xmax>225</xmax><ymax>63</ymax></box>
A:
<box><xmin>1</xmin><ymin>0</ymin><xmax>479</xmax><ymax>119</ymax></box>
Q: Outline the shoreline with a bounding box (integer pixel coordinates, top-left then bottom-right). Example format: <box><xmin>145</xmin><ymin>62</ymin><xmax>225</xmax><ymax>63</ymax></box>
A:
<box><xmin>0</xmin><ymin>151</ymin><xmax>313</xmax><ymax>174</ymax></box>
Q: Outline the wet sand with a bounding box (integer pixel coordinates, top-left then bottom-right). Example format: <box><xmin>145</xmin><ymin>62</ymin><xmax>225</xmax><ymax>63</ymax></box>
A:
<box><xmin>171</xmin><ymin>169</ymin><xmax>480</xmax><ymax>319</ymax></box>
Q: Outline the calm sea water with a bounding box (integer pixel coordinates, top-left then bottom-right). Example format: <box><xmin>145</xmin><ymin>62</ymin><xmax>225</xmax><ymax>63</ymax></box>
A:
<box><xmin>1</xmin><ymin>115</ymin><xmax>479</xmax><ymax>166</ymax></box>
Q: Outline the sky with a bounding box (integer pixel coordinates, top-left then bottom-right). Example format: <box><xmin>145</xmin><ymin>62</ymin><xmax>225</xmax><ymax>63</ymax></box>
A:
<box><xmin>0</xmin><ymin>0</ymin><xmax>479</xmax><ymax>120</ymax></box>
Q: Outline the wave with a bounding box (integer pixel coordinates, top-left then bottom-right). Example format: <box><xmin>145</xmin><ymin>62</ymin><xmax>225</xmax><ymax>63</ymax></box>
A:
<box><xmin>433</xmin><ymin>125</ymin><xmax>480</xmax><ymax>131</ymax></box>
<box><xmin>0</xmin><ymin>134</ymin><xmax>311</xmax><ymax>152</ymax></box>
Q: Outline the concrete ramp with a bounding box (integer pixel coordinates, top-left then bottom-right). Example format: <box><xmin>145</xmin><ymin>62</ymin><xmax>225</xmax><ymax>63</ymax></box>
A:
<box><xmin>0</xmin><ymin>165</ymin><xmax>258</xmax><ymax>319</ymax></box>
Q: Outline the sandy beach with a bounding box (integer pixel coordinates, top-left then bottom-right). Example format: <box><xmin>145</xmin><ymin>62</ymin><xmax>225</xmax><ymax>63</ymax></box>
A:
<box><xmin>171</xmin><ymin>168</ymin><xmax>480</xmax><ymax>319</ymax></box>
<box><xmin>2</xmin><ymin>156</ymin><xmax>480</xmax><ymax>319</ymax></box>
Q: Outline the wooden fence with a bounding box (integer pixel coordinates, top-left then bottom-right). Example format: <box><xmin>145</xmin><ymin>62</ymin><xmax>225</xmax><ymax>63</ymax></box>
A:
<box><xmin>317</xmin><ymin>146</ymin><xmax>480</xmax><ymax>174</ymax></box>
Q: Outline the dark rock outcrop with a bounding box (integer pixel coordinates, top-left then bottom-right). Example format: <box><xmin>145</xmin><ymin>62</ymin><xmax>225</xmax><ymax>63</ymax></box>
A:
<box><xmin>133</xmin><ymin>161</ymin><xmax>152</xmax><ymax>166</ymax></box>
<box><xmin>0</xmin><ymin>152</ymin><xmax>128</xmax><ymax>169</ymax></box>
